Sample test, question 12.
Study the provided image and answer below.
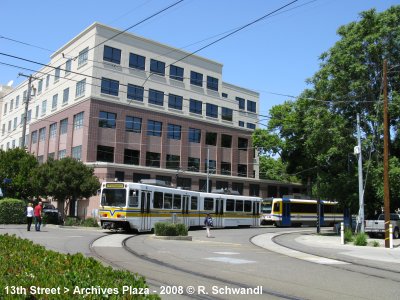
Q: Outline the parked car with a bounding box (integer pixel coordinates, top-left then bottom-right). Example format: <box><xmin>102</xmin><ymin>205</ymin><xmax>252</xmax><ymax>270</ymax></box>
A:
<box><xmin>365</xmin><ymin>213</ymin><xmax>400</xmax><ymax>239</ymax></box>
<box><xmin>42</xmin><ymin>203</ymin><xmax>63</xmax><ymax>224</ymax></box>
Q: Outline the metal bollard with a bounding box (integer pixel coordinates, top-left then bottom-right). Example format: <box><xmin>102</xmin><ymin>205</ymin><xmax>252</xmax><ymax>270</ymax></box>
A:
<box><xmin>341</xmin><ymin>222</ymin><xmax>344</xmax><ymax>245</ymax></box>
<box><xmin>389</xmin><ymin>224</ymin><xmax>393</xmax><ymax>249</ymax></box>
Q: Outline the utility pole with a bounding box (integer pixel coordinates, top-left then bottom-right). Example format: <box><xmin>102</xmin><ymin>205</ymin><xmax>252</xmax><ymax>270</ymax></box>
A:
<box><xmin>19</xmin><ymin>73</ymin><xmax>36</xmax><ymax>149</ymax></box>
<box><xmin>383</xmin><ymin>59</ymin><xmax>391</xmax><ymax>248</ymax></box>
<box><xmin>206</xmin><ymin>148</ymin><xmax>210</xmax><ymax>193</ymax></box>
<box><xmin>356</xmin><ymin>113</ymin><xmax>364</xmax><ymax>232</ymax></box>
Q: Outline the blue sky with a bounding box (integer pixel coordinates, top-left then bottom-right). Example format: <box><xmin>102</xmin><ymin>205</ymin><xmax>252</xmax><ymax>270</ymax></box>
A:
<box><xmin>0</xmin><ymin>0</ymin><xmax>397</xmax><ymax>118</ymax></box>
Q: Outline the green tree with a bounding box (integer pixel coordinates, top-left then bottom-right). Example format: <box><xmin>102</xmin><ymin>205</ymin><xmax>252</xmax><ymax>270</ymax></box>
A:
<box><xmin>31</xmin><ymin>157</ymin><xmax>100</xmax><ymax>216</ymax></box>
<box><xmin>0</xmin><ymin>148</ymin><xmax>38</xmax><ymax>199</ymax></box>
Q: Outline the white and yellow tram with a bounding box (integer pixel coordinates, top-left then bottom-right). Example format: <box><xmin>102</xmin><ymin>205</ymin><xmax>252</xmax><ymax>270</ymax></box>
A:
<box><xmin>260</xmin><ymin>197</ymin><xmax>342</xmax><ymax>227</ymax></box>
<box><xmin>99</xmin><ymin>181</ymin><xmax>262</xmax><ymax>232</ymax></box>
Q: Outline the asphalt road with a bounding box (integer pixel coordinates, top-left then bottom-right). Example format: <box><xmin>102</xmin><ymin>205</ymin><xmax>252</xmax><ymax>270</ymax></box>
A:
<box><xmin>1</xmin><ymin>224</ymin><xmax>400</xmax><ymax>300</ymax></box>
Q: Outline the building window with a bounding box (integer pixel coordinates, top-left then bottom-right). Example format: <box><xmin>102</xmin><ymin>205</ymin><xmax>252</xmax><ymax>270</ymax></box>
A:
<box><xmin>124</xmin><ymin>149</ymin><xmax>140</xmax><ymax>165</ymax></box>
<box><xmin>249</xmin><ymin>184</ymin><xmax>260</xmax><ymax>196</ymax></box>
<box><xmin>133</xmin><ymin>173</ymin><xmax>150</xmax><ymax>183</ymax></box>
<box><xmin>60</xmin><ymin>118</ymin><xmax>68</xmax><ymax>135</ymax></box>
<box><xmin>216</xmin><ymin>181</ymin><xmax>229</xmax><ymax>190</ymax></box>
<box><xmin>49</xmin><ymin>123</ymin><xmax>57</xmax><ymax>139</ymax></box>
<box><xmin>39</xmin><ymin>127</ymin><xmax>46</xmax><ymax>142</ymax></box>
<box><xmin>150</xmin><ymin>59</ymin><xmax>165</xmax><ymax>76</ymax></box>
<box><xmin>188</xmin><ymin>157</ymin><xmax>200</xmax><ymax>172</ymax></box>
<box><xmin>46</xmin><ymin>75</ymin><xmax>50</xmax><ymax>88</ymax></box>
<box><xmin>31</xmin><ymin>131</ymin><xmax>38</xmax><ymax>144</ymax></box>
<box><xmin>99</xmin><ymin>111</ymin><xmax>116</xmax><ymax>128</ymax></box>
<box><xmin>221</xmin><ymin>162</ymin><xmax>231</xmax><ymax>175</ymax></box>
<box><xmin>166</xmin><ymin>154</ymin><xmax>180</xmax><ymax>170</ymax></box>
<box><xmin>147</xmin><ymin>120</ymin><xmax>162</xmax><ymax>137</ymax></box>
<box><xmin>10</xmin><ymin>99</ymin><xmax>14</xmax><ymax>111</ymax></box>
<box><xmin>205</xmin><ymin>160</ymin><xmax>216</xmax><ymax>174</ymax></box>
<box><xmin>15</xmin><ymin>96</ymin><xmax>20</xmax><ymax>108</ymax></box>
<box><xmin>65</xmin><ymin>59</ymin><xmax>72</xmax><ymax>75</ymax></box>
<box><xmin>129</xmin><ymin>53</ymin><xmax>145</xmax><ymax>70</ymax></box>
<box><xmin>3</xmin><ymin>103</ymin><xmax>7</xmax><ymax>115</ymax></box>
<box><xmin>101</xmin><ymin>78</ymin><xmax>119</xmax><ymax>96</ymax></box>
<box><xmin>38</xmin><ymin>81</ymin><xmax>43</xmax><ymax>94</ymax></box>
<box><xmin>35</xmin><ymin>105</ymin><xmax>39</xmax><ymax>118</ymax></box>
<box><xmin>222</xmin><ymin>93</ymin><xmax>228</xmax><ymax>98</ymax></box>
<box><xmin>54</xmin><ymin>67</ymin><xmax>60</xmax><ymax>82</ymax></box>
<box><xmin>73</xmin><ymin>112</ymin><xmax>84</xmax><ymax>130</ymax></box>
<box><xmin>199</xmin><ymin>179</ymin><xmax>212</xmax><ymax>192</ymax></box>
<box><xmin>58</xmin><ymin>150</ymin><xmax>66</xmax><ymax>159</ymax></box>
<box><xmin>221</xmin><ymin>134</ymin><xmax>232</xmax><ymax>148</ymax></box>
<box><xmin>236</xmin><ymin>97</ymin><xmax>245</xmax><ymax>110</ymax></box>
<box><xmin>97</xmin><ymin>145</ymin><xmax>114</xmax><ymax>162</ymax></box>
<box><xmin>78</xmin><ymin>47</ymin><xmax>88</xmax><ymax>66</ymax></box>
<box><xmin>239</xmin><ymin>121</ymin><xmax>245</xmax><ymax>127</ymax></box>
<box><xmin>188</xmin><ymin>128</ymin><xmax>201</xmax><ymax>143</ymax></box>
<box><xmin>189</xmin><ymin>99</ymin><xmax>202</xmax><ymax>115</ymax></box>
<box><xmin>247</xmin><ymin>100</ymin><xmax>256</xmax><ymax>113</ymax></box>
<box><xmin>168</xmin><ymin>94</ymin><xmax>183</xmax><ymax>110</ymax></box>
<box><xmin>41</xmin><ymin>100</ymin><xmax>47</xmax><ymax>116</ymax></box>
<box><xmin>238</xmin><ymin>164</ymin><xmax>247</xmax><ymax>177</ymax></box>
<box><xmin>205</xmin><ymin>132</ymin><xmax>217</xmax><ymax>146</ymax></box>
<box><xmin>206</xmin><ymin>103</ymin><xmax>218</xmax><ymax>118</ymax></box>
<box><xmin>52</xmin><ymin>94</ymin><xmax>58</xmax><ymax>110</ymax></box>
<box><xmin>76</xmin><ymin>79</ymin><xmax>86</xmax><ymax>97</ymax></box>
<box><xmin>238</xmin><ymin>138</ymin><xmax>248</xmax><ymax>151</ymax></box>
<box><xmin>247</xmin><ymin>123</ymin><xmax>256</xmax><ymax>130</ymax></box>
<box><xmin>103</xmin><ymin>45</ymin><xmax>121</xmax><ymax>64</ymax></box>
<box><xmin>146</xmin><ymin>152</ymin><xmax>160</xmax><ymax>167</ymax></box>
<box><xmin>63</xmin><ymin>88</ymin><xmax>69</xmax><ymax>105</ymax></box>
<box><xmin>167</xmin><ymin>124</ymin><xmax>181</xmax><ymax>140</ymax></box>
<box><xmin>190</xmin><ymin>71</ymin><xmax>203</xmax><ymax>86</ymax></box>
<box><xmin>221</xmin><ymin>107</ymin><xmax>233</xmax><ymax>121</ymax></box>
<box><xmin>13</xmin><ymin>117</ymin><xmax>17</xmax><ymax>130</ymax></box>
<box><xmin>169</xmin><ymin>65</ymin><xmax>184</xmax><ymax>81</ymax></box>
<box><xmin>125</xmin><ymin>116</ymin><xmax>142</xmax><ymax>133</ymax></box>
<box><xmin>148</xmin><ymin>89</ymin><xmax>164</xmax><ymax>106</ymax></box>
<box><xmin>207</xmin><ymin>76</ymin><xmax>218</xmax><ymax>91</ymax></box>
<box><xmin>72</xmin><ymin>145</ymin><xmax>82</xmax><ymax>161</ymax></box>
<box><xmin>232</xmin><ymin>182</ymin><xmax>243</xmax><ymax>195</ymax></box>
<box><xmin>127</xmin><ymin>84</ymin><xmax>144</xmax><ymax>102</ymax></box>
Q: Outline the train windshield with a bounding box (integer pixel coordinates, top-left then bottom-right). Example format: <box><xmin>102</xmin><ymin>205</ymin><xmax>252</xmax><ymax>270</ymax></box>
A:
<box><xmin>101</xmin><ymin>188</ymin><xmax>127</xmax><ymax>207</ymax></box>
<box><xmin>261</xmin><ymin>200</ymin><xmax>272</xmax><ymax>214</ymax></box>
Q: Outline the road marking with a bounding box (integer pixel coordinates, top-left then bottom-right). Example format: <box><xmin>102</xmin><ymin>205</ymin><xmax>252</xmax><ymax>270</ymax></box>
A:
<box><xmin>252</xmin><ymin>233</ymin><xmax>349</xmax><ymax>265</ymax></box>
<box><xmin>204</xmin><ymin>257</ymin><xmax>255</xmax><ymax>264</ymax></box>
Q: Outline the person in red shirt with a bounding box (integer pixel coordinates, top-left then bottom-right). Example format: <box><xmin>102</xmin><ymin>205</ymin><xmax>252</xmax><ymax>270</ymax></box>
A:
<box><xmin>34</xmin><ymin>202</ymin><xmax>43</xmax><ymax>231</ymax></box>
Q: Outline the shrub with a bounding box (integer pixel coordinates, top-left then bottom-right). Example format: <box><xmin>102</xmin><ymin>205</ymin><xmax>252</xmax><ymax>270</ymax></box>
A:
<box><xmin>81</xmin><ymin>217</ymin><xmax>99</xmax><ymax>227</ymax></box>
<box><xmin>0</xmin><ymin>234</ymin><xmax>159</xmax><ymax>299</ymax></box>
<box><xmin>370</xmin><ymin>240</ymin><xmax>380</xmax><ymax>247</ymax></box>
<box><xmin>64</xmin><ymin>216</ymin><xmax>81</xmax><ymax>226</ymax></box>
<box><xmin>154</xmin><ymin>222</ymin><xmax>188</xmax><ymax>236</ymax></box>
<box><xmin>353</xmin><ymin>232</ymin><xmax>368</xmax><ymax>246</ymax></box>
<box><xmin>0</xmin><ymin>198</ymin><xmax>25</xmax><ymax>224</ymax></box>
<box><xmin>344</xmin><ymin>228</ymin><xmax>354</xmax><ymax>243</ymax></box>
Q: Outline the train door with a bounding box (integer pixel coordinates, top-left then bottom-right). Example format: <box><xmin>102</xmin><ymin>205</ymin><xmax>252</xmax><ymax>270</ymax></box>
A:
<box><xmin>140</xmin><ymin>191</ymin><xmax>151</xmax><ymax>231</ymax></box>
<box><xmin>181</xmin><ymin>195</ymin><xmax>190</xmax><ymax>228</ymax></box>
<box><xmin>252</xmin><ymin>201</ymin><xmax>260</xmax><ymax>226</ymax></box>
<box><xmin>281</xmin><ymin>200</ymin><xmax>291</xmax><ymax>226</ymax></box>
<box><xmin>215</xmin><ymin>197</ymin><xmax>224</xmax><ymax>227</ymax></box>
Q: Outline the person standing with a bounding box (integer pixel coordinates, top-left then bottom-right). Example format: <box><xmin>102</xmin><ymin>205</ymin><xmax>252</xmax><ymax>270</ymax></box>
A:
<box><xmin>34</xmin><ymin>202</ymin><xmax>43</xmax><ymax>231</ymax></box>
<box><xmin>204</xmin><ymin>213</ymin><xmax>213</xmax><ymax>238</ymax></box>
<box><xmin>26</xmin><ymin>203</ymin><xmax>34</xmax><ymax>231</ymax></box>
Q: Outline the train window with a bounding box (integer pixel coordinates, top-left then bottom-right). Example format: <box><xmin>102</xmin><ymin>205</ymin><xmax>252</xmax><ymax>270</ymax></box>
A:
<box><xmin>154</xmin><ymin>192</ymin><xmax>163</xmax><ymax>208</ymax></box>
<box><xmin>173</xmin><ymin>194</ymin><xmax>182</xmax><ymax>209</ymax></box>
<box><xmin>235</xmin><ymin>200</ymin><xmax>243</xmax><ymax>212</ymax></box>
<box><xmin>244</xmin><ymin>200</ymin><xmax>252</xmax><ymax>212</ymax></box>
<box><xmin>273</xmin><ymin>202</ymin><xmax>280</xmax><ymax>213</ymax></box>
<box><xmin>204</xmin><ymin>198</ymin><xmax>214</xmax><ymax>211</ymax></box>
<box><xmin>128</xmin><ymin>189</ymin><xmax>139</xmax><ymax>207</ymax></box>
<box><xmin>191</xmin><ymin>196</ymin><xmax>198</xmax><ymax>210</ymax></box>
<box><xmin>101</xmin><ymin>189</ymin><xmax>126</xmax><ymax>207</ymax></box>
<box><xmin>164</xmin><ymin>193</ymin><xmax>172</xmax><ymax>209</ymax></box>
<box><xmin>226</xmin><ymin>199</ymin><xmax>234</xmax><ymax>211</ymax></box>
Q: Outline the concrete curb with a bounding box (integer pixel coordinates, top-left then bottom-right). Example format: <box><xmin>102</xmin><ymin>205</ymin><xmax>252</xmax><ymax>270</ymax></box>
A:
<box><xmin>152</xmin><ymin>235</ymin><xmax>193</xmax><ymax>241</ymax></box>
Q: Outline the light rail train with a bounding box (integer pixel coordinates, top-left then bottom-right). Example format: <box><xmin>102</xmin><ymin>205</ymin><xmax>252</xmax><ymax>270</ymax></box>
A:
<box><xmin>99</xmin><ymin>180</ymin><xmax>262</xmax><ymax>232</ymax></box>
<box><xmin>260</xmin><ymin>197</ymin><xmax>342</xmax><ymax>227</ymax></box>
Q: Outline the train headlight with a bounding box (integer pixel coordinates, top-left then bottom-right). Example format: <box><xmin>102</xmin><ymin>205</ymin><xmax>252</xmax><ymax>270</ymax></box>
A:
<box><xmin>116</xmin><ymin>214</ymin><xmax>125</xmax><ymax>219</ymax></box>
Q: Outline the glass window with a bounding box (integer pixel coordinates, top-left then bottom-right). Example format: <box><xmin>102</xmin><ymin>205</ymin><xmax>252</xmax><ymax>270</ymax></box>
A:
<box><xmin>166</xmin><ymin>154</ymin><xmax>180</xmax><ymax>169</ymax></box>
<box><xmin>101</xmin><ymin>78</ymin><xmax>119</xmax><ymax>96</ymax></box>
<box><xmin>239</xmin><ymin>121</ymin><xmax>245</xmax><ymax>127</ymax></box>
<box><xmin>72</xmin><ymin>145</ymin><xmax>82</xmax><ymax>161</ymax></box>
<box><xmin>221</xmin><ymin>134</ymin><xmax>232</xmax><ymax>148</ymax></box>
<box><xmin>39</xmin><ymin>127</ymin><xmax>46</xmax><ymax>142</ymax></box>
<box><xmin>221</xmin><ymin>107</ymin><xmax>233</xmax><ymax>121</ymax></box>
<box><xmin>60</xmin><ymin>118</ymin><xmax>68</xmax><ymax>135</ymax></box>
<box><xmin>129</xmin><ymin>53</ymin><xmax>145</xmax><ymax>70</ymax></box>
<box><xmin>238</xmin><ymin>164</ymin><xmax>247</xmax><ymax>177</ymax></box>
<box><xmin>125</xmin><ymin>116</ymin><xmax>142</xmax><ymax>133</ymax></box>
<box><xmin>153</xmin><ymin>192</ymin><xmax>163</xmax><ymax>208</ymax></box>
<box><xmin>41</xmin><ymin>100</ymin><xmax>47</xmax><ymax>116</ymax></box>
<box><xmin>65</xmin><ymin>59</ymin><xmax>72</xmax><ymax>75</ymax></box>
<box><xmin>38</xmin><ymin>81</ymin><xmax>43</xmax><ymax>94</ymax></box>
<box><xmin>150</xmin><ymin>59</ymin><xmax>165</xmax><ymax>76</ymax></box>
<box><xmin>207</xmin><ymin>76</ymin><xmax>218</xmax><ymax>91</ymax></box>
<box><xmin>49</xmin><ymin>123</ymin><xmax>57</xmax><ymax>139</ymax></box>
<box><xmin>205</xmin><ymin>132</ymin><xmax>217</xmax><ymax>146</ymax></box>
<box><xmin>103</xmin><ymin>45</ymin><xmax>121</xmax><ymax>64</ymax></box>
<box><xmin>204</xmin><ymin>198</ymin><xmax>214</xmax><ymax>211</ymax></box>
<box><xmin>169</xmin><ymin>65</ymin><xmax>184</xmax><ymax>81</ymax></box>
<box><xmin>168</xmin><ymin>94</ymin><xmax>183</xmax><ymax>110</ymax></box>
<box><xmin>124</xmin><ymin>149</ymin><xmax>140</xmax><ymax>165</ymax></box>
<box><xmin>31</xmin><ymin>131</ymin><xmax>38</xmax><ymax>144</ymax></box>
<box><xmin>54</xmin><ymin>67</ymin><xmax>60</xmax><ymax>82</ymax></box>
<box><xmin>222</xmin><ymin>93</ymin><xmax>228</xmax><ymax>98</ymax></box>
<box><xmin>58</xmin><ymin>150</ymin><xmax>66</xmax><ymax>159</ymax></box>
<box><xmin>46</xmin><ymin>75</ymin><xmax>50</xmax><ymax>88</ymax></box>
<box><xmin>127</xmin><ymin>84</ymin><xmax>144</xmax><ymax>102</ymax></box>
<box><xmin>63</xmin><ymin>88</ymin><xmax>69</xmax><ymax>105</ymax></box>
<box><xmin>244</xmin><ymin>201</ymin><xmax>252</xmax><ymax>212</ymax></box>
<box><xmin>146</xmin><ymin>152</ymin><xmax>160</xmax><ymax>167</ymax></box>
<box><xmin>247</xmin><ymin>123</ymin><xmax>256</xmax><ymax>130</ymax></box>
<box><xmin>76</xmin><ymin>79</ymin><xmax>86</xmax><ymax>97</ymax></box>
<box><xmin>173</xmin><ymin>194</ymin><xmax>182</xmax><ymax>209</ymax></box>
<box><xmin>189</xmin><ymin>99</ymin><xmax>202</xmax><ymax>115</ymax></box>
<box><xmin>147</xmin><ymin>120</ymin><xmax>162</xmax><ymax>137</ymax></box>
<box><xmin>99</xmin><ymin>111</ymin><xmax>116</xmax><ymax>128</ymax></box>
<box><xmin>190</xmin><ymin>71</ymin><xmax>203</xmax><ymax>86</ymax></box>
<box><xmin>191</xmin><ymin>196</ymin><xmax>198</xmax><ymax>210</ymax></box>
<box><xmin>235</xmin><ymin>200</ymin><xmax>244</xmax><ymax>212</ymax></box>
<box><xmin>188</xmin><ymin>157</ymin><xmax>200</xmax><ymax>172</ymax></box>
<box><xmin>188</xmin><ymin>128</ymin><xmax>201</xmax><ymax>143</ymax></box>
<box><xmin>226</xmin><ymin>199</ymin><xmax>234</xmax><ymax>211</ymax></box>
<box><xmin>247</xmin><ymin>100</ymin><xmax>256</xmax><ymax>113</ymax></box>
<box><xmin>221</xmin><ymin>161</ymin><xmax>231</xmax><ymax>175</ymax></box>
<box><xmin>167</xmin><ymin>124</ymin><xmax>181</xmax><ymax>140</ymax></box>
<box><xmin>206</xmin><ymin>103</ymin><xmax>218</xmax><ymax>118</ymax></box>
<box><xmin>164</xmin><ymin>193</ymin><xmax>172</xmax><ymax>209</ymax></box>
<box><xmin>52</xmin><ymin>94</ymin><xmax>58</xmax><ymax>110</ymax></box>
<box><xmin>149</xmin><ymin>89</ymin><xmax>164</xmax><ymax>106</ymax></box>
<box><xmin>73</xmin><ymin>112</ymin><xmax>84</xmax><ymax>130</ymax></box>
<box><xmin>205</xmin><ymin>160</ymin><xmax>216</xmax><ymax>174</ymax></box>
<box><xmin>78</xmin><ymin>47</ymin><xmax>88</xmax><ymax>66</ymax></box>
<box><xmin>97</xmin><ymin>145</ymin><xmax>114</xmax><ymax>162</ymax></box>
<box><xmin>236</xmin><ymin>97</ymin><xmax>245</xmax><ymax>110</ymax></box>
<box><xmin>238</xmin><ymin>138</ymin><xmax>248</xmax><ymax>151</ymax></box>
<box><xmin>128</xmin><ymin>189</ymin><xmax>139</xmax><ymax>207</ymax></box>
